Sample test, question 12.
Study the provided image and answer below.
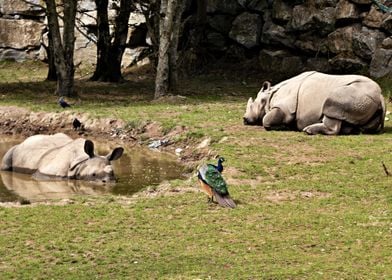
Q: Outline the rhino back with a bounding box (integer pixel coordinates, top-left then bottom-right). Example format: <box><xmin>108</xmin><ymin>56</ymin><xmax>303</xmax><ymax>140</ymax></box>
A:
<box><xmin>11</xmin><ymin>133</ymin><xmax>73</xmax><ymax>174</ymax></box>
<box><xmin>296</xmin><ymin>73</ymin><xmax>383</xmax><ymax>130</ymax></box>
<box><xmin>269</xmin><ymin>71</ymin><xmax>318</xmax><ymax>119</ymax></box>
<box><xmin>36</xmin><ymin>138</ymin><xmax>87</xmax><ymax>178</ymax></box>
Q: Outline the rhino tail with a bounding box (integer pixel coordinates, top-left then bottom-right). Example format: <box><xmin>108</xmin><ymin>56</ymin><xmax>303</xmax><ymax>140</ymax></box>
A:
<box><xmin>1</xmin><ymin>145</ymin><xmax>17</xmax><ymax>171</ymax></box>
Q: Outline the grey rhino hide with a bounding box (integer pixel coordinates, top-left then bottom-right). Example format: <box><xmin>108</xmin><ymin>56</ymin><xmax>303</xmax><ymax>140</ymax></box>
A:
<box><xmin>1</xmin><ymin>133</ymin><xmax>124</xmax><ymax>182</ymax></box>
<box><xmin>243</xmin><ymin>71</ymin><xmax>386</xmax><ymax>135</ymax></box>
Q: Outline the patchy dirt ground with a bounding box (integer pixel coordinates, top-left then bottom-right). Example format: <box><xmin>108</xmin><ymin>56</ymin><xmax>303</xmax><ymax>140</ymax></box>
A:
<box><xmin>0</xmin><ymin>105</ymin><xmax>151</xmax><ymax>143</ymax></box>
<box><xmin>0</xmin><ymin>105</ymin><xmax>212</xmax><ymax>164</ymax></box>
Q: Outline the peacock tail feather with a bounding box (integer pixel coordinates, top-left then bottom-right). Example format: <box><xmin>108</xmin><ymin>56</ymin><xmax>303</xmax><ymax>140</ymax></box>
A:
<box><xmin>213</xmin><ymin>190</ymin><xmax>236</xmax><ymax>208</ymax></box>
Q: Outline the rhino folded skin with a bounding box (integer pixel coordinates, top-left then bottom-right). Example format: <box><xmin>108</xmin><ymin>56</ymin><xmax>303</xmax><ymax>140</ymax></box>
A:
<box><xmin>244</xmin><ymin>71</ymin><xmax>385</xmax><ymax>135</ymax></box>
<box><xmin>0</xmin><ymin>133</ymin><xmax>124</xmax><ymax>182</ymax></box>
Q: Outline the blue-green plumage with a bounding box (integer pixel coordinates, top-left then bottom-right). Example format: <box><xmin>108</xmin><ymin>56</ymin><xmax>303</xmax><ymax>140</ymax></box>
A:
<box><xmin>197</xmin><ymin>157</ymin><xmax>236</xmax><ymax>208</ymax></box>
<box><xmin>198</xmin><ymin>164</ymin><xmax>228</xmax><ymax>195</ymax></box>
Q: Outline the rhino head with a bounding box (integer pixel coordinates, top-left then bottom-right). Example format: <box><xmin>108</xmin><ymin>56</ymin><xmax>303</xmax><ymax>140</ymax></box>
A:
<box><xmin>243</xmin><ymin>81</ymin><xmax>271</xmax><ymax>126</ymax></box>
<box><xmin>68</xmin><ymin>140</ymin><xmax>124</xmax><ymax>183</ymax></box>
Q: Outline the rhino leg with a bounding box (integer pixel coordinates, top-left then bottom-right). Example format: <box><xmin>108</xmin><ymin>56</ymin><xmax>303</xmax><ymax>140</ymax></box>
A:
<box><xmin>303</xmin><ymin>116</ymin><xmax>342</xmax><ymax>135</ymax></box>
<box><xmin>263</xmin><ymin>108</ymin><xmax>288</xmax><ymax>130</ymax></box>
<box><xmin>1</xmin><ymin>145</ymin><xmax>17</xmax><ymax>171</ymax></box>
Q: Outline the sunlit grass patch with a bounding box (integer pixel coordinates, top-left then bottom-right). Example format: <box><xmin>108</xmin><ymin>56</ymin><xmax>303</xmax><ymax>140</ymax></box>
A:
<box><xmin>0</xmin><ymin>61</ymin><xmax>392</xmax><ymax>278</ymax></box>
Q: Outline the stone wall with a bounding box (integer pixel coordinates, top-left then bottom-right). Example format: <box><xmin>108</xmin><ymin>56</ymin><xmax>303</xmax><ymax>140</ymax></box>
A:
<box><xmin>0</xmin><ymin>0</ymin><xmax>149</xmax><ymax>68</ymax></box>
<box><xmin>0</xmin><ymin>0</ymin><xmax>391</xmax><ymax>78</ymax></box>
<box><xmin>203</xmin><ymin>0</ymin><xmax>391</xmax><ymax>78</ymax></box>
<box><xmin>0</xmin><ymin>0</ymin><xmax>45</xmax><ymax>61</ymax></box>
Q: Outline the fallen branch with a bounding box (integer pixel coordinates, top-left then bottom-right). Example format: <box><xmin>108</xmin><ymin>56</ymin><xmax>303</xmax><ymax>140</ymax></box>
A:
<box><xmin>382</xmin><ymin>161</ymin><xmax>390</xmax><ymax>176</ymax></box>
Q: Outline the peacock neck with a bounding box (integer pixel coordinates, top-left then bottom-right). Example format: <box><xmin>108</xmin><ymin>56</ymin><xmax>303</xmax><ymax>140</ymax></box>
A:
<box><xmin>216</xmin><ymin>160</ymin><xmax>223</xmax><ymax>173</ymax></box>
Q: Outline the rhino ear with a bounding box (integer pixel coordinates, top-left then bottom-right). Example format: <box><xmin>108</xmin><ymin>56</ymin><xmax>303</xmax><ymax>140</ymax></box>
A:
<box><xmin>247</xmin><ymin>97</ymin><xmax>253</xmax><ymax>106</ymax></box>
<box><xmin>107</xmin><ymin>147</ymin><xmax>124</xmax><ymax>161</ymax></box>
<box><xmin>262</xmin><ymin>81</ymin><xmax>271</xmax><ymax>91</ymax></box>
<box><xmin>84</xmin><ymin>140</ymin><xmax>95</xmax><ymax>158</ymax></box>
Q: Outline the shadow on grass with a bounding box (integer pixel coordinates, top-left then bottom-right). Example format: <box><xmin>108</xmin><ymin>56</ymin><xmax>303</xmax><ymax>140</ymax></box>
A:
<box><xmin>382</xmin><ymin>125</ymin><xmax>392</xmax><ymax>134</ymax></box>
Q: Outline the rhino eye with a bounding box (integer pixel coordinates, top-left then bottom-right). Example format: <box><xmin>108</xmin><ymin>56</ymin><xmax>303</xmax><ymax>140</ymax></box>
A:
<box><xmin>93</xmin><ymin>173</ymin><xmax>96</xmax><ymax>177</ymax></box>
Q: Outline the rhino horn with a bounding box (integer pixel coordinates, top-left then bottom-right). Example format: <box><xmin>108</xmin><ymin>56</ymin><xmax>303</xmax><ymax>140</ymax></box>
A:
<box><xmin>84</xmin><ymin>140</ymin><xmax>95</xmax><ymax>158</ymax></box>
<box><xmin>107</xmin><ymin>147</ymin><xmax>124</xmax><ymax>161</ymax></box>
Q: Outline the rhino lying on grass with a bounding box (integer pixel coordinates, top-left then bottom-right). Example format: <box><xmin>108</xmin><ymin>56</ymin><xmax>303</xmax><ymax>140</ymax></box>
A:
<box><xmin>243</xmin><ymin>71</ymin><xmax>385</xmax><ymax>135</ymax></box>
<box><xmin>1</xmin><ymin>133</ymin><xmax>123</xmax><ymax>182</ymax></box>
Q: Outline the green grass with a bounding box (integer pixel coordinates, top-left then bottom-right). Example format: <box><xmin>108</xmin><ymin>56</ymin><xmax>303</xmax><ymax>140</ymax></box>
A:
<box><xmin>0</xmin><ymin>61</ymin><xmax>392</xmax><ymax>279</ymax></box>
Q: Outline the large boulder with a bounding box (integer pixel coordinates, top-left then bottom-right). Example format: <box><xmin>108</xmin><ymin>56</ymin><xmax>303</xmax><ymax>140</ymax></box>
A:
<box><xmin>290</xmin><ymin>5</ymin><xmax>335</xmax><ymax>35</ymax></box>
<box><xmin>78</xmin><ymin>11</ymin><xmax>97</xmax><ymax>27</ymax></box>
<box><xmin>261</xmin><ymin>20</ymin><xmax>294</xmax><ymax>48</ymax></box>
<box><xmin>363</xmin><ymin>5</ymin><xmax>385</xmax><ymax>28</ymax></box>
<box><xmin>290</xmin><ymin>5</ymin><xmax>314</xmax><ymax>31</ymax></box>
<box><xmin>328</xmin><ymin>25</ymin><xmax>360</xmax><ymax>54</ymax></box>
<box><xmin>1</xmin><ymin>0</ymin><xmax>44</xmax><ymax>16</ymax></box>
<box><xmin>207</xmin><ymin>0</ymin><xmax>242</xmax><ymax>15</ymax></box>
<box><xmin>259</xmin><ymin>49</ymin><xmax>304</xmax><ymax>77</ymax></box>
<box><xmin>313</xmin><ymin>7</ymin><xmax>336</xmax><ymax>35</ymax></box>
<box><xmin>78</xmin><ymin>0</ymin><xmax>96</xmax><ymax>12</ymax></box>
<box><xmin>238</xmin><ymin>0</ymin><xmax>267</xmax><ymax>12</ymax></box>
<box><xmin>370</xmin><ymin>37</ymin><xmax>392</xmax><ymax>78</ymax></box>
<box><xmin>208</xmin><ymin>14</ymin><xmax>235</xmax><ymax>35</ymax></box>
<box><xmin>304</xmin><ymin>57</ymin><xmax>332</xmax><ymax>72</ymax></box>
<box><xmin>329</xmin><ymin>52</ymin><xmax>367</xmax><ymax>72</ymax></box>
<box><xmin>229</xmin><ymin>12</ymin><xmax>262</xmax><ymax>49</ymax></box>
<box><xmin>122</xmin><ymin>47</ymin><xmax>150</xmax><ymax>68</ymax></box>
<box><xmin>206</xmin><ymin>31</ymin><xmax>227</xmax><ymax>51</ymax></box>
<box><xmin>314</xmin><ymin>0</ymin><xmax>339</xmax><ymax>7</ymax></box>
<box><xmin>272</xmin><ymin>0</ymin><xmax>292</xmax><ymax>22</ymax></box>
<box><xmin>72</xmin><ymin>28</ymin><xmax>97</xmax><ymax>66</ymax></box>
<box><xmin>0</xmin><ymin>19</ymin><xmax>44</xmax><ymax>49</ymax></box>
<box><xmin>352</xmin><ymin>27</ymin><xmax>386</xmax><ymax>60</ymax></box>
<box><xmin>336</xmin><ymin>0</ymin><xmax>360</xmax><ymax>21</ymax></box>
<box><xmin>129</xmin><ymin>12</ymin><xmax>146</xmax><ymax>26</ymax></box>
<box><xmin>295</xmin><ymin>34</ymin><xmax>329</xmax><ymax>54</ymax></box>
<box><xmin>381</xmin><ymin>14</ymin><xmax>392</xmax><ymax>34</ymax></box>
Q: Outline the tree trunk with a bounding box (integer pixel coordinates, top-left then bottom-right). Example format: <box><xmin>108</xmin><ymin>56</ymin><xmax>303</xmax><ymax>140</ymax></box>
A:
<box><xmin>45</xmin><ymin>29</ymin><xmax>58</xmax><ymax>81</ymax></box>
<box><xmin>91</xmin><ymin>0</ymin><xmax>133</xmax><ymax>82</ymax></box>
<box><xmin>91</xmin><ymin>0</ymin><xmax>110</xmax><ymax>81</ymax></box>
<box><xmin>154</xmin><ymin>0</ymin><xmax>185</xmax><ymax>99</ymax></box>
<box><xmin>45</xmin><ymin>0</ymin><xmax>77</xmax><ymax>97</ymax></box>
<box><xmin>168</xmin><ymin>0</ymin><xmax>185</xmax><ymax>91</ymax></box>
<box><xmin>155</xmin><ymin>0</ymin><xmax>173</xmax><ymax>98</ymax></box>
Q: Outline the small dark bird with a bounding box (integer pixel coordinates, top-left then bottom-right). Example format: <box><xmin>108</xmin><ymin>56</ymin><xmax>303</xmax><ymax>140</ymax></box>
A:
<box><xmin>58</xmin><ymin>96</ymin><xmax>71</xmax><ymax>108</ymax></box>
<box><xmin>197</xmin><ymin>157</ymin><xmax>236</xmax><ymax>208</ymax></box>
<box><xmin>73</xmin><ymin>118</ymin><xmax>82</xmax><ymax>130</ymax></box>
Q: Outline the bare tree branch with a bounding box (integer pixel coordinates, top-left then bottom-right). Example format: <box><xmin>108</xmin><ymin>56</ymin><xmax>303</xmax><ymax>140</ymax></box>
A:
<box><xmin>382</xmin><ymin>162</ymin><xmax>390</xmax><ymax>176</ymax></box>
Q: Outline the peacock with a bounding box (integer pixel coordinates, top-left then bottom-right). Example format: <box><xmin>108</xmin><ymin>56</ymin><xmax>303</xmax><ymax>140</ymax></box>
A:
<box><xmin>197</xmin><ymin>157</ymin><xmax>236</xmax><ymax>208</ymax></box>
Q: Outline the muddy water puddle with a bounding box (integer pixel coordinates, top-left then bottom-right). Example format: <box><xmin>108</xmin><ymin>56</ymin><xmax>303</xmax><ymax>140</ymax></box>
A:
<box><xmin>0</xmin><ymin>136</ymin><xmax>185</xmax><ymax>203</ymax></box>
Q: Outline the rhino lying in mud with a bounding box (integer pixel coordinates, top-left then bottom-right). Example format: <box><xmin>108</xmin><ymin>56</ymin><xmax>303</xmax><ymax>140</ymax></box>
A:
<box><xmin>1</xmin><ymin>133</ymin><xmax>123</xmax><ymax>182</ymax></box>
<box><xmin>243</xmin><ymin>71</ymin><xmax>385</xmax><ymax>135</ymax></box>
